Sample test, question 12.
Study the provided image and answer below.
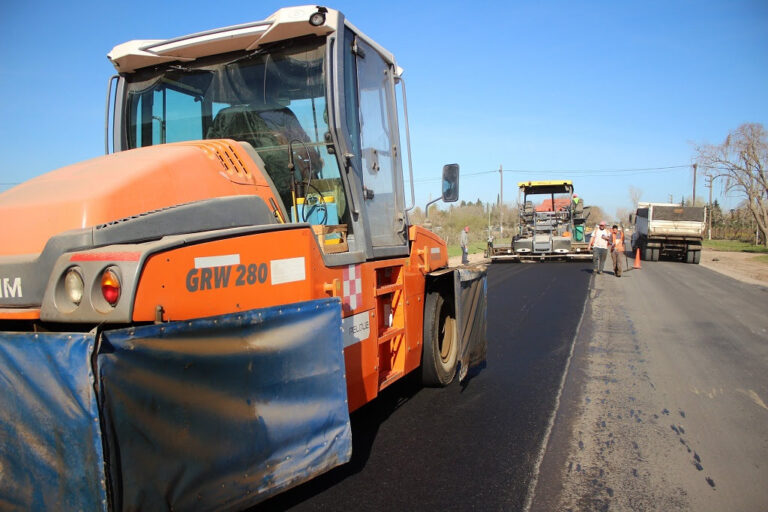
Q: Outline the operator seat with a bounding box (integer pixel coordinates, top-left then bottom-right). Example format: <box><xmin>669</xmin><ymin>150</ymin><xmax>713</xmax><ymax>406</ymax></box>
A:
<box><xmin>207</xmin><ymin>104</ymin><xmax>321</xmax><ymax>209</ymax></box>
<box><xmin>522</xmin><ymin>201</ymin><xmax>534</xmax><ymax>223</ymax></box>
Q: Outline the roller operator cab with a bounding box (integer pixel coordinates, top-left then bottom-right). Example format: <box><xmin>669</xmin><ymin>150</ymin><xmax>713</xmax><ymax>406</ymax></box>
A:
<box><xmin>0</xmin><ymin>6</ymin><xmax>487</xmax><ymax>510</ymax></box>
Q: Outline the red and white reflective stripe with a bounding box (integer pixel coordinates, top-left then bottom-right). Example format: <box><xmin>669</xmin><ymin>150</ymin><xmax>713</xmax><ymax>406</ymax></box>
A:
<box><xmin>342</xmin><ymin>264</ymin><xmax>362</xmax><ymax>312</ymax></box>
<box><xmin>70</xmin><ymin>252</ymin><xmax>141</xmax><ymax>262</ymax></box>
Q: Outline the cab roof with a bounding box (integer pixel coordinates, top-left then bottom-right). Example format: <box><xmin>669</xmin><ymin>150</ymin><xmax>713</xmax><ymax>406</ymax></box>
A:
<box><xmin>108</xmin><ymin>6</ymin><xmax>337</xmax><ymax>73</ymax></box>
<box><xmin>107</xmin><ymin>5</ymin><xmax>399</xmax><ymax>75</ymax></box>
<box><xmin>518</xmin><ymin>180</ymin><xmax>573</xmax><ymax>195</ymax></box>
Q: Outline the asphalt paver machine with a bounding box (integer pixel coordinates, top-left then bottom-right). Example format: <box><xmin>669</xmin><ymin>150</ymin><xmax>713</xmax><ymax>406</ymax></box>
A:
<box><xmin>490</xmin><ymin>180</ymin><xmax>592</xmax><ymax>262</ymax></box>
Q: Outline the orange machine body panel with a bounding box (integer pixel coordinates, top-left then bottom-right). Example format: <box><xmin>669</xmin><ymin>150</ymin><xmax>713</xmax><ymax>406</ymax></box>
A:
<box><xmin>0</xmin><ymin>308</ymin><xmax>40</xmax><ymax>320</ymax></box>
<box><xmin>0</xmin><ymin>140</ymin><xmax>278</xmax><ymax>257</ymax></box>
<box><xmin>131</xmin><ymin>225</ymin><xmax>448</xmax><ymax>412</ymax></box>
<box><xmin>0</xmin><ymin>139</ymin><xmax>450</xmax><ymax>413</ymax></box>
<box><xmin>535</xmin><ymin>197</ymin><xmax>571</xmax><ymax>212</ymax></box>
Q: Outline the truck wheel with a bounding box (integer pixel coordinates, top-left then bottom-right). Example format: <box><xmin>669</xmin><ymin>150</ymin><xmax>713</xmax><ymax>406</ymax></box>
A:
<box><xmin>686</xmin><ymin>250</ymin><xmax>694</xmax><ymax>263</ymax></box>
<box><xmin>421</xmin><ymin>290</ymin><xmax>458</xmax><ymax>387</ymax></box>
<box><xmin>651</xmin><ymin>248</ymin><xmax>660</xmax><ymax>261</ymax></box>
<box><xmin>642</xmin><ymin>246</ymin><xmax>652</xmax><ymax>261</ymax></box>
<box><xmin>693</xmin><ymin>250</ymin><xmax>701</xmax><ymax>264</ymax></box>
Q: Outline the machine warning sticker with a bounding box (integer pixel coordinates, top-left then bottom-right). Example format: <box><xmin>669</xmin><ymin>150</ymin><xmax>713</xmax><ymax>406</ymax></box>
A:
<box><xmin>342</xmin><ymin>311</ymin><xmax>371</xmax><ymax>348</ymax></box>
<box><xmin>186</xmin><ymin>255</ymin><xmax>268</xmax><ymax>292</ymax></box>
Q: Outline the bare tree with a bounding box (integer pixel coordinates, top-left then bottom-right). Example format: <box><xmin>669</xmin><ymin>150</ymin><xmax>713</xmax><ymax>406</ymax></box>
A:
<box><xmin>586</xmin><ymin>205</ymin><xmax>609</xmax><ymax>226</ymax></box>
<box><xmin>628</xmin><ymin>185</ymin><xmax>642</xmax><ymax>209</ymax></box>
<box><xmin>696</xmin><ymin>123</ymin><xmax>768</xmax><ymax>246</ymax></box>
<box><xmin>615</xmin><ymin>207</ymin><xmax>631</xmax><ymax>225</ymax></box>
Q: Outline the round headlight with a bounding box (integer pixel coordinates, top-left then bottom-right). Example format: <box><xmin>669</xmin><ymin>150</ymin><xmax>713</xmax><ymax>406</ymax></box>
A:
<box><xmin>64</xmin><ymin>268</ymin><xmax>84</xmax><ymax>305</ymax></box>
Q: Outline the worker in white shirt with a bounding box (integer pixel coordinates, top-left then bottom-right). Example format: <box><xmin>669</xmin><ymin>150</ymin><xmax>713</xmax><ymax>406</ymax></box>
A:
<box><xmin>460</xmin><ymin>226</ymin><xmax>469</xmax><ymax>265</ymax></box>
<box><xmin>589</xmin><ymin>220</ymin><xmax>611</xmax><ymax>274</ymax></box>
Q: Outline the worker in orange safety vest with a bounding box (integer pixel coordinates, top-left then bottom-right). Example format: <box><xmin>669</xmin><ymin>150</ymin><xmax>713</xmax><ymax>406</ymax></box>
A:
<box><xmin>610</xmin><ymin>225</ymin><xmax>626</xmax><ymax>277</ymax></box>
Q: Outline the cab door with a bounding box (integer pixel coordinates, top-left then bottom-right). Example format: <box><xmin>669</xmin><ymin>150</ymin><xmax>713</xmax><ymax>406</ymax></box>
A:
<box><xmin>352</xmin><ymin>37</ymin><xmax>406</xmax><ymax>250</ymax></box>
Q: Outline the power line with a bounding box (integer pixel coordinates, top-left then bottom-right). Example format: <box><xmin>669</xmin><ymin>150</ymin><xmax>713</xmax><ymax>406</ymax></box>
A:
<box><xmin>505</xmin><ymin>165</ymin><xmax>690</xmax><ymax>173</ymax></box>
<box><xmin>409</xmin><ymin>164</ymin><xmax>691</xmax><ymax>183</ymax></box>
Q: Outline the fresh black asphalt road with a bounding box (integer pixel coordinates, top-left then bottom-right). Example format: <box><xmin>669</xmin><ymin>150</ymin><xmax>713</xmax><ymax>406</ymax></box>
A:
<box><xmin>253</xmin><ymin>262</ymin><xmax>592</xmax><ymax>511</ymax></box>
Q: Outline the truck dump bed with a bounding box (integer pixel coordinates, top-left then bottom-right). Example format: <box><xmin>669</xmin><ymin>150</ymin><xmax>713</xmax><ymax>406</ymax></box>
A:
<box><xmin>633</xmin><ymin>203</ymin><xmax>705</xmax><ymax>263</ymax></box>
<box><xmin>636</xmin><ymin>205</ymin><xmax>705</xmax><ymax>238</ymax></box>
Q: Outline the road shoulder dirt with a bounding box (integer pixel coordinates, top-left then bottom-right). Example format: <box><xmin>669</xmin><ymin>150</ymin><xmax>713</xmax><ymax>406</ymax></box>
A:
<box><xmin>698</xmin><ymin>248</ymin><xmax>768</xmax><ymax>286</ymax></box>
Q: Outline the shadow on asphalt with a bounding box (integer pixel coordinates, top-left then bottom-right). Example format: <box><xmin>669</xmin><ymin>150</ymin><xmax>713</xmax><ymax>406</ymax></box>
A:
<box><xmin>250</xmin><ymin>373</ymin><xmax>425</xmax><ymax>511</ymax></box>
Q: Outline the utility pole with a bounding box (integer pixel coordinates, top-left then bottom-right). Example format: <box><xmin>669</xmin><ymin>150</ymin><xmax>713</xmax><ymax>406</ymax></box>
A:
<box><xmin>499</xmin><ymin>164</ymin><xmax>503</xmax><ymax>238</ymax></box>
<box><xmin>692</xmin><ymin>163</ymin><xmax>697</xmax><ymax>205</ymax></box>
<box><xmin>488</xmin><ymin>202</ymin><xmax>491</xmax><ymax>240</ymax></box>
<box><xmin>705</xmin><ymin>175</ymin><xmax>714</xmax><ymax>240</ymax></box>
<box><xmin>669</xmin><ymin>194</ymin><xmax>674</xmax><ymax>204</ymax></box>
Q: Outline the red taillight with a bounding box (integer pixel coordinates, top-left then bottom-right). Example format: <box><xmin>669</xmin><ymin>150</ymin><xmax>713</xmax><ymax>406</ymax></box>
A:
<box><xmin>101</xmin><ymin>268</ymin><xmax>121</xmax><ymax>306</ymax></box>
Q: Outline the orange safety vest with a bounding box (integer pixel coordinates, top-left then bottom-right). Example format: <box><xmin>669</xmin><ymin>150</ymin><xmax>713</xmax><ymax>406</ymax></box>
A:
<box><xmin>611</xmin><ymin>231</ymin><xmax>625</xmax><ymax>252</ymax></box>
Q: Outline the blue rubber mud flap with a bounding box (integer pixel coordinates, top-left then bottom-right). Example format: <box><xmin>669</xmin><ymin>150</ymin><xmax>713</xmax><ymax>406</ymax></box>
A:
<box><xmin>0</xmin><ymin>332</ymin><xmax>108</xmax><ymax>511</ymax></box>
<box><xmin>455</xmin><ymin>268</ymin><xmax>488</xmax><ymax>381</ymax></box>
<box><xmin>98</xmin><ymin>298</ymin><xmax>351</xmax><ymax>511</ymax></box>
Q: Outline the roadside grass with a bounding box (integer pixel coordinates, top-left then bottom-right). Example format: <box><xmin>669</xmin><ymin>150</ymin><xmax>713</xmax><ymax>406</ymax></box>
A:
<box><xmin>753</xmin><ymin>254</ymin><xmax>768</xmax><ymax>264</ymax></box>
<box><xmin>703</xmin><ymin>239</ymin><xmax>768</xmax><ymax>254</ymax></box>
<box><xmin>447</xmin><ymin>241</ymin><xmax>487</xmax><ymax>258</ymax></box>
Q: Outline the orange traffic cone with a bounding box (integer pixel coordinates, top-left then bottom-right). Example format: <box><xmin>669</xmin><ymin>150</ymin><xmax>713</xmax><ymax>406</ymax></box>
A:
<box><xmin>633</xmin><ymin>247</ymin><xmax>642</xmax><ymax>269</ymax></box>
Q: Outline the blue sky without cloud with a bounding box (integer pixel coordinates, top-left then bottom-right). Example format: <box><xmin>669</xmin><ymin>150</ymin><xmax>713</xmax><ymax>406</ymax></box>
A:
<box><xmin>1</xmin><ymin>0</ymin><xmax>766</xmax><ymax>219</ymax></box>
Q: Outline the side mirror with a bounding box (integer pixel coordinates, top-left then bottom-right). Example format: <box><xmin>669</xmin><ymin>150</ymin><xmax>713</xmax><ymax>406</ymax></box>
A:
<box><xmin>628</xmin><ymin>213</ymin><xmax>635</xmax><ymax>223</ymax></box>
<box><xmin>441</xmin><ymin>164</ymin><xmax>459</xmax><ymax>203</ymax></box>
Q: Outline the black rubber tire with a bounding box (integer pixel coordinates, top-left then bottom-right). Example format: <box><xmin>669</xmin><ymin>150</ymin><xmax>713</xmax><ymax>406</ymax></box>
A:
<box><xmin>421</xmin><ymin>290</ymin><xmax>458</xmax><ymax>387</ymax></box>
<box><xmin>651</xmin><ymin>248</ymin><xmax>660</xmax><ymax>261</ymax></box>
<box><xmin>693</xmin><ymin>250</ymin><xmax>701</xmax><ymax>264</ymax></box>
<box><xmin>642</xmin><ymin>246</ymin><xmax>652</xmax><ymax>261</ymax></box>
<box><xmin>685</xmin><ymin>250</ymin><xmax>695</xmax><ymax>263</ymax></box>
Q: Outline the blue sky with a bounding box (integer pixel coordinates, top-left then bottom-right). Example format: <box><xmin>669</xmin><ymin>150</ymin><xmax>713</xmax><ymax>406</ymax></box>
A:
<box><xmin>1</xmin><ymin>1</ymin><xmax>766</xmax><ymax>219</ymax></box>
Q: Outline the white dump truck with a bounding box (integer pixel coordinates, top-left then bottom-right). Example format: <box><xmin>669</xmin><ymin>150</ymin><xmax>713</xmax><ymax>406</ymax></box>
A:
<box><xmin>631</xmin><ymin>202</ymin><xmax>706</xmax><ymax>263</ymax></box>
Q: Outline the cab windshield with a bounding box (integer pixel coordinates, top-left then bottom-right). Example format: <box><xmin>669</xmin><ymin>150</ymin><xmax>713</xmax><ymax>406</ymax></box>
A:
<box><xmin>122</xmin><ymin>36</ymin><xmax>340</xmax><ymax>212</ymax></box>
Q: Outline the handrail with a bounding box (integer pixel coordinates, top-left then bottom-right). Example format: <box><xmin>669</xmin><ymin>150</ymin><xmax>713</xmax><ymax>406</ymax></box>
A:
<box><xmin>398</xmin><ymin>77</ymin><xmax>416</xmax><ymax>212</ymax></box>
<box><xmin>104</xmin><ymin>75</ymin><xmax>118</xmax><ymax>154</ymax></box>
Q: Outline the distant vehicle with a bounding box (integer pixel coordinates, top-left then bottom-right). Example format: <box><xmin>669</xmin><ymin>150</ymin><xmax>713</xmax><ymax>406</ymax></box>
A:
<box><xmin>631</xmin><ymin>202</ymin><xmax>706</xmax><ymax>263</ymax></box>
<box><xmin>490</xmin><ymin>180</ymin><xmax>592</xmax><ymax>262</ymax></box>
